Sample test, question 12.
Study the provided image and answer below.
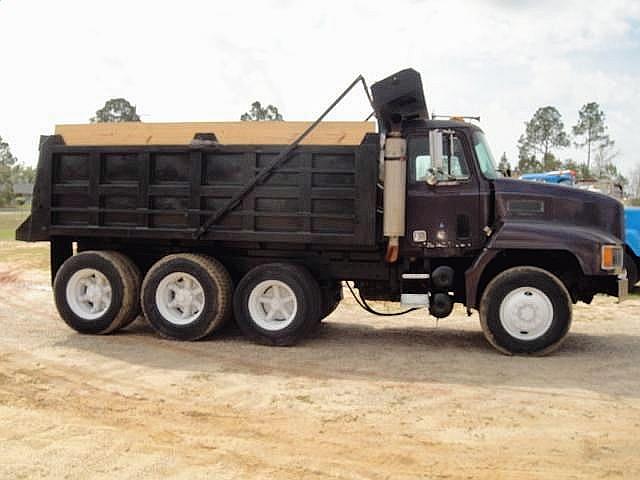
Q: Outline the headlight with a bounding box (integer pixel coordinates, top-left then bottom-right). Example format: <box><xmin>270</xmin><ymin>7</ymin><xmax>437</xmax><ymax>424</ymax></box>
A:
<box><xmin>601</xmin><ymin>245</ymin><xmax>623</xmax><ymax>271</ymax></box>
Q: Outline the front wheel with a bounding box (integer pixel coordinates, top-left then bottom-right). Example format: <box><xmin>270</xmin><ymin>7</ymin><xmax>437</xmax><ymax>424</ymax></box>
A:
<box><xmin>624</xmin><ymin>253</ymin><xmax>638</xmax><ymax>291</ymax></box>
<box><xmin>479</xmin><ymin>266</ymin><xmax>572</xmax><ymax>355</ymax></box>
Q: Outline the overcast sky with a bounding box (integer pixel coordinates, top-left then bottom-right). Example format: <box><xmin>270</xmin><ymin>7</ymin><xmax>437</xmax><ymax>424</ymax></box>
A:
<box><xmin>1</xmin><ymin>0</ymin><xmax>639</xmax><ymax>173</ymax></box>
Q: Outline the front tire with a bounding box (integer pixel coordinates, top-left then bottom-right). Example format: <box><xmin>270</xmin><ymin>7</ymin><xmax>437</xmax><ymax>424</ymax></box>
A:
<box><xmin>141</xmin><ymin>254</ymin><xmax>232</xmax><ymax>341</ymax></box>
<box><xmin>479</xmin><ymin>266</ymin><xmax>572</xmax><ymax>355</ymax></box>
<box><xmin>233</xmin><ymin>263</ymin><xmax>321</xmax><ymax>346</ymax></box>
<box><xmin>624</xmin><ymin>253</ymin><xmax>638</xmax><ymax>291</ymax></box>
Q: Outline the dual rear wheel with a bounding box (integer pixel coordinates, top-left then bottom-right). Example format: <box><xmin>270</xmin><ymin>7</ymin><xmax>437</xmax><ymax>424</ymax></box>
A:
<box><xmin>141</xmin><ymin>254</ymin><xmax>233</xmax><ymax>340</ymax></box>
<box><xmin>233</xmin><ymin>263</ymin><xmax>322</xmax><ymax>345</ymax></box>
<box><xmin>54</xmin><ymin>251</ymin><xmax>140</xmax><ymax>334</ymax></box>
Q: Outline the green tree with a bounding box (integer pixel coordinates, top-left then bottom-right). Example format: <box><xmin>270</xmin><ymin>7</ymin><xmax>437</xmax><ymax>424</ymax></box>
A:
<box><xmin>572</xmin><ymin>102</ymin><xmax>612</xmax><ymax>171</ymax></box>
<box><xmin>561</xmin><ymin>158</ymin><xmax>597</xmax><ymax>181</ymax></box>
<box><xmin>628</xmin><ymin>165</ymin><xmax>640</xmax><ymax>200</ymax></box>
<box><xmin>0</xmin><ymin>137</ymin><xmax>38</xmax><ymax>206</ymax></box>
<box><xmin>578</xmin><ymin>163</ymin><xmax>593</xmax><ymax>180</ymax></box>
<box><xmin>518</xmin><ymin>106</ymin><xmax>570</xmax><ymax>171</ymax></box>
<box><xmin>240</xmin><ymin>101</ymin><xmax>283</xmax><ymax>121</ymax></box>
<box><xmin>12</xmin><ymin>164</ymin><xmax>36</xmax><ymax>183</ymax></box>
<box><xmin>517</xmin><ymin>153</ymin><xmax>543</xmax><ymax>174</ymax></box>
<box><xmin>0</xmin><ymin>135</ymin><xmax>18</xmax><ymax>206</ymax></box>
<box><xmin>498</xmin><ymin>152</ymin><xmax>510</xmax><ymax>170</ymax></box>
<box><xmin>543</xmin><ymin>153</ymin><xmax>562</xmax><ymax>171</ymax></box>
<box><xmin>91</xmin><ymin>98</ymin><xmax>141</xmax><ymax>123</ymax></box>
<box><xmin>561</xmin><ymin>158</ymin><xmax>580</xmax><ymax>175</ymax></box>
<box><xmin>592</xmin><ymin>141</ymin><xmax>619</xmax><ymax>179</ymax></box>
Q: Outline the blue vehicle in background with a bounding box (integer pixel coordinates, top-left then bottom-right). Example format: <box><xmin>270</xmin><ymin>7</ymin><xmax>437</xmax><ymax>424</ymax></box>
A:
<box><xmin>520</xmin><ymin>170</ymin><xmax>576</xmax><ymax>186</ymax></box>
<box><xmin>520</xmin><ymin>170</ymin><xmax>639</xmax><ymax>288</ymax></box>
<box><xmin>624</xmin><ymin>208</ymin><xmax>640</xmax><ymax>287</ymax></box>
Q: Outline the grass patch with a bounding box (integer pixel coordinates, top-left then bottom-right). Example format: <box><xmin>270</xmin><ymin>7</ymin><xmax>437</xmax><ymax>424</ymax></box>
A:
<box><xmin>0</xmin><ymin>211</ymin><xmax>30</xmax><ymax>240</ymax></box>
<box><xmin>0</xmin><ymin>210</ymin><xmax>48</xmax><ymax>272</ymax></box>
<box><xmin>0</xmin><ymin>241</ymin><xmax>49</xmax><ymax>271</ymax></box>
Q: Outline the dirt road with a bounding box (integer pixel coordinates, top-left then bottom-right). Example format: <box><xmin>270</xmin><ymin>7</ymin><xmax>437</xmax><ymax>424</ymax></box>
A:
<box><xmin>0</xmin><ymin>241</ymin><xmax>639</xmax><ymax>479</ymax></box>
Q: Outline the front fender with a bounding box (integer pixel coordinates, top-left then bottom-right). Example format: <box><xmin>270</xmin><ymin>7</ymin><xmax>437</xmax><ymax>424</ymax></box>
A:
<box><xmin>464</xmin><ymin>221</ymin><xmax>622</xmax><ymax>309</ymax></box>
<box><xmin>488</xmin><ymin>221</ymin><xmax>621</xmax><ymax>275</ymax></box>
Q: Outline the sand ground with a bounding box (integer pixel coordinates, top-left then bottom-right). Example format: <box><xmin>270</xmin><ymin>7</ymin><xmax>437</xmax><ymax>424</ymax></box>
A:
<box><xmin>0</xmin><ymin>240</ymin><xmax>639</xmax><ymax>479</ymax></box>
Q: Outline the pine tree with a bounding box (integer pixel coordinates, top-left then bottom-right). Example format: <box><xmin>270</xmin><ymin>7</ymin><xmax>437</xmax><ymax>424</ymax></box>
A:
<box><xmin>91</xmin><ymin>98</ymin><xmax>141</xmax><ymax>123</ymax></box>
<box><xmin>240</xmin><ymin>101</ymin><xmax>284</xmax><ymax>121</ymax></box>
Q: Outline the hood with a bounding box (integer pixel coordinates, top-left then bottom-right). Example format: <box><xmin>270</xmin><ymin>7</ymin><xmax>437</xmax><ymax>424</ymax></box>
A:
<box><xmin>493</xmin><ymin>178</ymin><xmax>625</xmax><ymax>242</ymax></box>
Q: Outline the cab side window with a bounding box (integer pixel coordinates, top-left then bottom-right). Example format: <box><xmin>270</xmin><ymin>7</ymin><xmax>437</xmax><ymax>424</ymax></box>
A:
<box><xmin>410</xmin><ymin>133</ymin><xmax>470</xmax><ymax>183</ymax></box>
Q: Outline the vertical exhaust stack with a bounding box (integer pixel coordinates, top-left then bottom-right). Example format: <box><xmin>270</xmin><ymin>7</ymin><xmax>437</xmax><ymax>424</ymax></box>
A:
<box><xmin>383</xmin><ymin>130</ymin><xmax>406</xmax><ymax>263</ymax></box>
<box><xmin>371</xmin><ymin>69</ymin><xmax>428</xmax><ymax>263</ymax></box>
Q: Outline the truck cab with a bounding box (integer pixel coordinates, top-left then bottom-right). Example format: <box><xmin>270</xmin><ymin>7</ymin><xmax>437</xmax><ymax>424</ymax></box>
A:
<box><xmin>398</xmin><ymin>118</ymin><xmax>625</xmax><ymax>299</ymax></box>
<box><xmin>378</xmin><ymin>117</ymin><xmax>624</xmax><ymax>353</ymax></box>
<box><xmin>367</xmin><ymin>69</ymin><xmax>626</xmax><ymax>353</ymax></box>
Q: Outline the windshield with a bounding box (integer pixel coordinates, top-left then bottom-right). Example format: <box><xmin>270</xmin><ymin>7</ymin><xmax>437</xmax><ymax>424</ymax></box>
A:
<box><xmin>472</xmin><ymin>131</ymin><xmax>499</xmax><ymax>180</ymax></box>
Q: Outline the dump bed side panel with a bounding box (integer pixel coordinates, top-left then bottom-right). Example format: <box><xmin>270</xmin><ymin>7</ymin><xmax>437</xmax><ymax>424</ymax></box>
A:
<box><xmin>33</xmin><ymin>140</ymin><xmax>379</xmax><ymax>247</ymax></box>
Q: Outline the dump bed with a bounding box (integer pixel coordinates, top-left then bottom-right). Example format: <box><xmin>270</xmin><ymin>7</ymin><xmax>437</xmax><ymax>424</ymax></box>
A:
<box><xmin>18</xmin><ymin>124</ymin><xmax>380</xmax><ymax>248</ymax></box>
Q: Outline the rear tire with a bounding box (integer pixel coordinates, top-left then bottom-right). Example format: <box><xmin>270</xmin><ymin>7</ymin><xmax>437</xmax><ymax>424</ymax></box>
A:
<box><xmin>53</xmin><ymin>251</ymin><xmax>139</xmax><ymax>334</ymax></box>
<box><xmin>233</xmin><ymin>263</ymin><xmax>322</xmax><ymax>346</ymax></box>
<box><xmin>141</xmin><ymin>254</ymin><xmax>232</xmax><ymax>341</ymax></box>
<box><xmin>110</xmin><ymin>252</ymin><xmax>142</xmax><ymax>329</ymax></box>
<box><xmin>479</xmin><ymin>266</ymin><xmax>572</xmax><ymax>355</ymax></box>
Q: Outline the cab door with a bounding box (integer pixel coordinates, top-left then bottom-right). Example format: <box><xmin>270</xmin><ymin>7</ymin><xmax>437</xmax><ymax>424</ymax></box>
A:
<box><xmin>402</xmin><ymin>129</ymin><xmax>487</xmax><ymax>258</ymax></box>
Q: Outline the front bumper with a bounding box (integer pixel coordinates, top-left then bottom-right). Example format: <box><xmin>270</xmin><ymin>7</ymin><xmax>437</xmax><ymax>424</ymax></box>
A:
<box><xmin>617</xmin><ymin>271</ymin><xmax>628</xmax><ymax>303</ymax></box>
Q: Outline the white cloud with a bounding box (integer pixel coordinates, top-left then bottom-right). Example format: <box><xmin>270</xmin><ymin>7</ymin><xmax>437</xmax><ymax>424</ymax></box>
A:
<box><xmin>0</xmin><ymin>0</ymin><xmax>639</xmax><ymax>174</ymax></box>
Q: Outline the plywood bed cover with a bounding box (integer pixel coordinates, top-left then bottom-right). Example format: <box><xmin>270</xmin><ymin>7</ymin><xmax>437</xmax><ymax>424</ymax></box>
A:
<box><xmin>54</xmin><ymin>121</ymin><xmax>376</xmax><ymax>146</ymax></box>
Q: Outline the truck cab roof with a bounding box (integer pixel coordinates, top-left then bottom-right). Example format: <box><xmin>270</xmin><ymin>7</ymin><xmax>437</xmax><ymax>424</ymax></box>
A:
<box><xmin>401</xmin><ymin>118</ymin><xmax>483</xmax><ymax>135</ymax></box>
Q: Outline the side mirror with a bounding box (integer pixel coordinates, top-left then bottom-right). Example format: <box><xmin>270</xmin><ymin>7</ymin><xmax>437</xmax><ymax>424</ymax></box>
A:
<box><xmin>429</xmin><ymin>130</ymin><xmax>443</xmax><ymax>170</ymax></box>
<box><xmin>425</xmin><ymin>171</ymin><xmax>438</xmax><ymax>186</ymax></box>
<box><xmin>427</xmin><ymin>130</ymin><xmax>443</xmax><ymax>186</ymax></box>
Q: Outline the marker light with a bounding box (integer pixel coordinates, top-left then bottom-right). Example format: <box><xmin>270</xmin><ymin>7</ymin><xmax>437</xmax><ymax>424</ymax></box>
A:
<box><xmin>601</xmin><ymin>245</ymin><xmax>623</xmax><ymax>271</ymax></box>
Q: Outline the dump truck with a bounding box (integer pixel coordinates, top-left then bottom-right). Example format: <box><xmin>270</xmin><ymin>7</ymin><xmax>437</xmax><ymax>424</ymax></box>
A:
<box><xmin>16</xmin><ymin>69</ymin><xmax>627</xmax><ymax>355</ymax></box>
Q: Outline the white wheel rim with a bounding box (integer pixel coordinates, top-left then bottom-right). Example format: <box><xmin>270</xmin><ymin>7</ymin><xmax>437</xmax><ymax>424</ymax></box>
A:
<box><xmin>66</xmin><ymin>268</ymin><xmax>113</xmax><ymax>320</ymax></box>
<box><xmin>248</xmin><ymin>280</ymin><xmax>298</xmax><ymax>331</ymax></box>
<box><xmin>499</xmin><ymin>286</ymin><xmax>554</xmax><ymax>341</ymax></box>
<box><xmin>155</xmin><ymin>272</ymin><xmax>205</xmax><ymax>326</ymax></box>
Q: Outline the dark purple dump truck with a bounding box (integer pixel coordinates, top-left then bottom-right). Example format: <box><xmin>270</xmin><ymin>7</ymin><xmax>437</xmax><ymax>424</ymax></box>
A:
<box><xmin>16</xmin><ymin>69</ymin><xmax>627</xmax><ymax>355</ymax></box>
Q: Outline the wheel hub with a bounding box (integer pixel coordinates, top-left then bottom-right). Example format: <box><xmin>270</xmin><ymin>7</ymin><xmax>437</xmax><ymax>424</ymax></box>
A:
<box><xmin>499</xmin><ymin>287</ymin><xmax>553</xmax><ymax>341</ymax></box>
<box><xmin>66</xmin><ymin>268</ymin><xmax>113</xmax><ymax>320</ymax></box>
<box><xmin>156</xmin><ymin>272</ymin><xmax>205</xmax><ymax>325</ymax></box>
<box><xmin>248</xmin><ymin>280</ymin><xmax>298</xmax><ymax>331</ymax></box>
